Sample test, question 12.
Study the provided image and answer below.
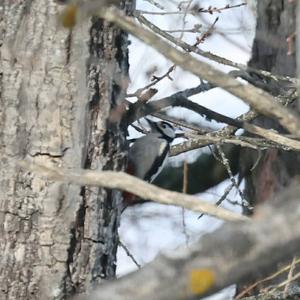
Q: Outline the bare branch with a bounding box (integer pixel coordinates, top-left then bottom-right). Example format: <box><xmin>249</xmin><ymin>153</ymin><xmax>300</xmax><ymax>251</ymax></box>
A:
<box><xmin>136</xmin><ymin>12</ymin><xmax>297</xmax><ymax>85</ymax></box>
<box><xmin>126</xmin><ymin>82</ymin><xmax>214</xmax><ymax>123</ymax></box>
<box><xmin>183</xmin><ymin>132</ymin><xmax>258</xmax><ymax>149</ymax></box>
<box><xmin>136</xmin><ymin>3</ymin><xmax>247</xmax><ymax>16</ymax></box>
<box><xmin>198</xmin><ymin>182</ymin><xmax>235</xmax><ymax>219</ymax></box>
<box><xmin>87</xmin><ymin>184</ymin><xmax>300</xmax><ymax>300</ymax></box>
<box><xmin>170</xmin><ymin>93</ymin><xmax>300</xmax><ymax>156</ymax></box>
<box><xmin>99</xmin><ymin>7</ymin><xmax>300</xmax><ymax>136</ymax></box>
<box><xmin>17</xmin><ymin>160</ymin><xmax>247</xmax><ymax>222</ymax></box>
<box><xmin>215</xmin><ymin>145</ymin><xmax>245</xmax><ymax>200</ymax></box>
<box><xmin>235</xmin><ymin>258</ymin><xmax>300</xmax><ymax>299</ymax></box>
<box><xmin>128</xmin><ymin>90</ymin><xmax>300</xmax><ymax>152</ymax></box>
<box><xmin>119</xmin><ymin>241</ymin><xmax>141</xmax><ymax>269</ymax></box>
<box><xmin>127</xmin><ymin>65</ymin><xmax>175</xmax><ymax>98</ymax></box>
<box><xmin>182</xmin><ymin>132</ymin><xmax>288</xmax><ymax>151</ymax></box>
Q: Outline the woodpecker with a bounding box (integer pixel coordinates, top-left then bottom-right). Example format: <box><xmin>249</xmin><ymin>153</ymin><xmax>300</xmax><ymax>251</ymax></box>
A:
<box><xmin>124</xmin><ymin>119</ymin><xmax>176</xmax><ymax>205</ymax></box>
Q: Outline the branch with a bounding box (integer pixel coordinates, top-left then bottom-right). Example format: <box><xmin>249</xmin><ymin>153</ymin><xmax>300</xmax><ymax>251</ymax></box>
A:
<box><xmin>100</xmin><ymin>7</ymin><xmax>300</xmax><ymax>138</ymax></box>
<box><xmin>182</xmin><ymin>132</ymin><xmax>291</xmax><ymax>151</ymax></box>
<box><xmin>87</xmin><ymin>184</ymin><xmax>300</xmax><ymax>300</ymax></box>
<box><xmin>126</xmin><ymin>82</ymin><xmax>214</xmax><ymax>124</ymax></box>
<box><xmin>17</xmin><ymin>160</ymin><xmax>247</xmax><ymax>222</ymax></box>
<box><xmin>129</xmin><ymin>92</ymin><xmax>242</xmax><ymax>128</ymax></box>
<box><xmin>183</xmin><ymin>132</ymin><xmax>259</xmax><ymax>149</ymax></box>
<box><xmin>129</xmin><ymin>91</ymin><xmax>300</xmax><ymax>152</ymax></box>
<box><xmin>136</xmin><ymin>12</ymin><xmax>297</xmax><ymax>85</ymax></box>
<box><xmin>170</xmin><ymin>94</ymin><xmax>299</xmax><ymax>156</ymax></box>
<box><xmin>235</xmin><ymin>258</ymin><xmax>300</xmax><ymax>299</ymax></box>
<box><xmin>136</xmin><ymin>3</ymin><xmax>247</xmax><ymax>16</ymax></box>
<box><xmin>127</xmin><ymin>65</ymin><xmax>175</xmax><ymax>98</ymax></box>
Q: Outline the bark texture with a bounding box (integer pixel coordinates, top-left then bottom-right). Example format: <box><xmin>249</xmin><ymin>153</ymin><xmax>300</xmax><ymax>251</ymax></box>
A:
<box><xmin>239</xmin><ymin>0</ymin><xmax>300</xmax><ymax>296</ymax></box>
<box><xmin>0</xmin><ymin>1</ymin><xmax>132</xmax><ymax>299</ymax></box>
<box><xmin>242</xmin><ymin>0</ymin><xmax>299</xmax><ymax>210</ymax></box>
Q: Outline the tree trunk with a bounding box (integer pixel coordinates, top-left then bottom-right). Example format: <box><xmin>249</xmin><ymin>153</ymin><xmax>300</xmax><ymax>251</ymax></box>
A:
<box><xmin>239</xmin><ymin>0</ymin><xmax>300</xmax><ymax>296</ymax></box>
<box><xmin>0</xmin><ymin>1</ymin><xmax>133</xmax><ymax>299</ymax></box>
<box><xmin>242</xmin><ymin>0</ymin><xmax>298</xmax><ymax>210</ymax></box>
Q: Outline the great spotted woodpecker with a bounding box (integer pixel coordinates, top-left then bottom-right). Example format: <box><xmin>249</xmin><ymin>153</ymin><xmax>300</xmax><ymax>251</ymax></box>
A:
<box><xmin>124</xmin><ymin>119</ymin><xmax>176</xmax><ymax>205</ymax></box>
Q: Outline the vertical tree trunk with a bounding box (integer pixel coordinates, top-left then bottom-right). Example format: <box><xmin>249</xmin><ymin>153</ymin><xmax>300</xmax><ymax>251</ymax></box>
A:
<box><xmin>239</xmin><ymin>0</ymin><xmax>299</xmax><ymax>295</ymax></box>
<box><xmin>0</xmin><ymin>1</ymin><xmax>133</xmax><ymax>299</ymax></box>
<box><xmin>242</xmin><ymin>0</ymin><xmax>298</xmax><ymax>210</ymax></box>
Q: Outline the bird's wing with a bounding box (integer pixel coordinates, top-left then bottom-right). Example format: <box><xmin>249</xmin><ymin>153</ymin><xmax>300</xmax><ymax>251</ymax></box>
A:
<box><xmin>128</xmin><ymin>134</ymin><xmax>169</xmax><ymax>181</ymax></box>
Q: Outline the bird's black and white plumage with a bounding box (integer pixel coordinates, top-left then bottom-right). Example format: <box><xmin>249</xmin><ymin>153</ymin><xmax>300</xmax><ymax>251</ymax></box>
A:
<box><xmin>128</xmin><ymin>120</ymin><xmax>176</xmax><ymax>182</ymax></box>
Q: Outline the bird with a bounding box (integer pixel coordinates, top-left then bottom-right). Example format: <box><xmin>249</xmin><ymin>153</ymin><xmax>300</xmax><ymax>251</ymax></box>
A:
<box><xmin>123</xmin><ymin>119</ymin><xmax>176</xmax><ymax>206</ymax></box>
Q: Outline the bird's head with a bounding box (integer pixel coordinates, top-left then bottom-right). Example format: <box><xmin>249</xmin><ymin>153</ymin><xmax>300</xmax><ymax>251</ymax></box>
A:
<box><xmin>146</xmin><ymin>119</ymin><xmax>176</xmax><ymax>142</ymax></box>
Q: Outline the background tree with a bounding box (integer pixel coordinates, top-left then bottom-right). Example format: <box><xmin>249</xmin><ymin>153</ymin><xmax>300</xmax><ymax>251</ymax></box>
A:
<box><xmin>237</xmin><ymin>0</ymin><xmax>300</xmax><ymax>297</ymax></box>
<box><xmin>242</xmin><ymin>0</ymin><xmax>298</xmax><ymax>207</ymax></box>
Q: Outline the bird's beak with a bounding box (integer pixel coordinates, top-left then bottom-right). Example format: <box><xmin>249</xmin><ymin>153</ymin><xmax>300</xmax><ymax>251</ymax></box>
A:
<box><xmin>175</xmin><ymin>132</ymin><xmax>185</xmax><ymax>138</ymax></box>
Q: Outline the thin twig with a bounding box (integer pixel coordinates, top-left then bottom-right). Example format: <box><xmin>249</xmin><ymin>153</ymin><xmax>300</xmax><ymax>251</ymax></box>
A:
<box><xmin>215</xmin><ymin>145</ymin><xmax>245</xmax><ymax>200</ymax></box>
<box><xmin>195</xmin><ymin>17</ymin><xmax>218</xmax><ymax>45</ymax></box>
<box><xmin>269</xmin><ymin>271</ymin><xmax>300</xmax><ymax>294</ymax></box>
<box><xmin>136</xmin><ymin>3</ymin><xmax>247</xmax><ymax>16</ymax></box>
<box><xmin>283</xmin><ymin>256</ymin><xmax>298</xmax><ymax>297</ymax></box>
<box><xmin>181</xmin><ymin>161</ymin><xmax>190</xmax><ymax>246</ymax></box>
<box><xmin>234</xmin><ymin>257</ymin><xmax>300</xmax><ymax>299</ymax></box>
<box><xmin>119</xmin><ymin>240</ymin><xmax>141</xmax><ymax>269</ymax></box>
<box><xmin>198</xmin><ymin>182</ymin><xmax>235</xmax><ymax>219</ymax></box>
<box><xmin>136</xmin><ymin>12</ymin><xmax>297</xmax><ymax>84</ymax></box>
<box><xmin>127</xmin><ymin>65</ymin><xmax>175</xmax><ymax>98</ymax></box>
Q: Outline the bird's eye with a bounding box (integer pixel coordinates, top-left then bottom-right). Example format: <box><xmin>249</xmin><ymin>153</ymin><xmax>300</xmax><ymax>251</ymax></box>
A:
<box><xmin>161</xmin><ymin>122</ymin><xmax>169</xmax><ymax>128</ymax></box>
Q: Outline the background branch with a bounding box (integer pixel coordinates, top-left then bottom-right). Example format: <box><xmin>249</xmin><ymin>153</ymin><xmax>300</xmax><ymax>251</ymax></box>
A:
<box><xmin>100</xmin><ymin>7</ymin><xmax>300</xmax><ymax>137</ymax></box>
<box><xmin>136</xmin><ymin>12</ymin><xmax>297</xmax><ymax>85</ymax></box>
<box><xmin>156</xmin><ymin>144</ymin><xmax>240</xmax><ymax>194</ymax></box>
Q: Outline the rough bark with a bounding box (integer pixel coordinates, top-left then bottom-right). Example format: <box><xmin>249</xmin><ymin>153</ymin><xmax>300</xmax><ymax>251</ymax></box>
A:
<box><xmin>0</xmin><ymin>1</ymin><xmax>132</xmax><ymax>299</ymax></box>
<box><xmin>242</xmin><ymin>0</ymin><xmax>299</xmax><ymax>211</ymax></box>
<box><xmin>239</xmin><ymin>0</ymin><xmax>300</xmax><ymax>296</ymax></box>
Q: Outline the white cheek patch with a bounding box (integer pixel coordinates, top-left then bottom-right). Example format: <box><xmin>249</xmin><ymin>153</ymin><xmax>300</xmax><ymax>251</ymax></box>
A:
<box><xmin>164</xmin><ymin>127</ymin><xmax>175</xmax><ymax>139</ymax></box>
<box><xmin>150</xmin><ymin>154</ymin><xmax>168</xmax><ymax>182</ymax></box>
<box><xmin>159</xmin><ymin>140</ymin><xmax>168</xmax><ymax>155</ymax></box>
<box><xmin>149</xmin><ymin>140</ymin><xmax>169</xmax><ymax>182</ymax></box>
